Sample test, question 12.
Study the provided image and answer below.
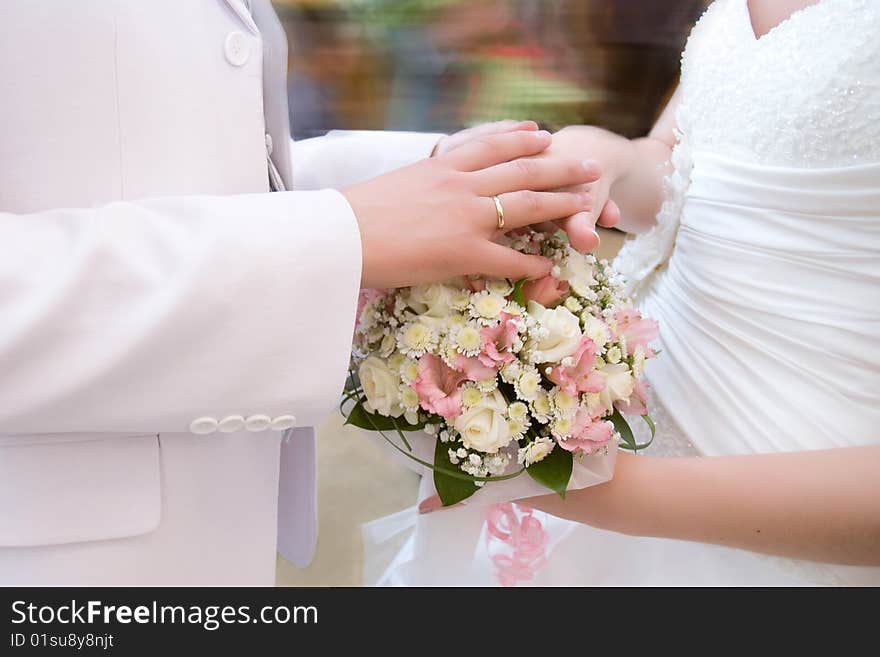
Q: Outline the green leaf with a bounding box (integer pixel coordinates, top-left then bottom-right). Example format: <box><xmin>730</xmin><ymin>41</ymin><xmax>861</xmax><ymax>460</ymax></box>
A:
<box><xmin>526</xmin><ymin>445</ymin><xmax>573</xmax><ymax>499</ymax></box>
<box><xmin>433</xmin><ymin>439</ymin><xmax>479</xmax><ymax>506</ymax></box>
<box><xmin>611</xmin><ymin>408</ymin><xmax>654</xmax><ymax>452</ymax></box>
<box><xmin>610</xmin><ymin>408</ymin><xmax>636</xmax><ymax>451</ymax></box>
<box><xmin>511</xmin><ymin>278</ymin><xmax>528</xmax><ymax>308</ymax></box>
<box><xmin>641</xmin><ymin>414</ymin><xmax>656</xmax><ymax>440</ymax></box>
<box><xmin>344</xmin><ymin>400</ymin><xmax>424</xmax><ymax>432</ymax></box>
<box><xmin>344</xmin><ymin>370</ymin><xmax>360</xmax><ymax>393</ymax></box>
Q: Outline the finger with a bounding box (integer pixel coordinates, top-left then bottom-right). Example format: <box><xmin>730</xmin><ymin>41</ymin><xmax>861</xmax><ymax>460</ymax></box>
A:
<box><xmin>557</xmin><ymin>211</ymin><xmax>600</xmax><ymax>252</ymax></box>
<box><xmin>436</xmin><ymin>121</ymin><xmax>540</xmax><ymax>157</ymax></box>
<box><xmin>596</xmin><ymin>198</ymin><xmax>621</xmax><ymax>228</ymax></box>
<box><xmin>493</xmin><ymin>190</ymin><xmax>591</xmax><ymax>231</ymax></box>
<box><xmin>444</xmin><ymin>130</ymin><xmax>552</xmax><ymax>171</ymax></box>
<box><xmin>471</xmin><ymin>119</ymin><xmax>539</xmax><ymax>137</ymax></box>
<box><xmin>473</xmin><ymin>157</ymin><xmax>601</xmax><ymax>195</ymax></box>
<box><xmin>475</xmin><ymin>242</ymin><xmax>553</xmax><ymax>280</ymax></box>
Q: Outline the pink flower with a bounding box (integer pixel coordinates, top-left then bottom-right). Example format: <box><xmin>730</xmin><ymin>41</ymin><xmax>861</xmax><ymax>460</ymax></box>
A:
<box><xmin>615</xmin><ymin>378</ymin><xmax>650</xmax><ymax>416</ymax></box>
<box><xmin>546</xmin><ymin>336</ymin><xmax>605</xmax><ymax>395</ymax></box>
<box><xmin>520</xmin><ymin>275</ymin><xmax>569</xmax><ymax>308</ymax></box>
<box><xmin>454</xmin><ymin>354</ymin><xmax>498</xmax><ymax>381</ymax></box>
<box><xmin>615</xmin><ymin>309</ymin><xmax>659</xmax><ymax>353</ymax></box>
<box><xmin>559</xmin><ymin>411</ymin><xmax>614</xmax><ymax>454</ymax></box>
<box><xmin>478</xmin><ymin>312</ymin><xmax>519</xmax><ymax>367</ymax></box>
<box><xmin>413</xmin><ymin>354</ymin><xmax>466</xmax><ymax>419</ymax></box>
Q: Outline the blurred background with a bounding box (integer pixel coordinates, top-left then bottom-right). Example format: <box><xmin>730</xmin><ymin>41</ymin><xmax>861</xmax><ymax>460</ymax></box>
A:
<box><xmin>270</xmin><ymin>0</ymin><xmax>709</xmax><ymax>586</ymax></box>
<box><xmin>274</xmin><ymin>0</ymin><xmax>708</xmax><ymax>139</ymax></box>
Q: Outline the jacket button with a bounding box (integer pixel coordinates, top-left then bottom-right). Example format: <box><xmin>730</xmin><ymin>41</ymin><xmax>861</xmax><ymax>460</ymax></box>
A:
<box><xmin>224</xmin><ymin>31</ymin><xmax>250</xmax><ymax>66</ymax></box>
<box><xmin>271</xmin><ymin>415</ymin><xmax>297</xmax><ymax>431</ymax></box>
<box><xmin>245</xmin><ymin>414</ymin><xmax>272</xmax><ymax>432</ymax></box>
<box><xmin>190</xmin><ymin>417</ymin><xmax>218</xmax><ymax>435</ymax></box>
<box><xmin>218</xmin><ymin>415</ymin><xmax>245</xmax><ymax>433</ymax></box>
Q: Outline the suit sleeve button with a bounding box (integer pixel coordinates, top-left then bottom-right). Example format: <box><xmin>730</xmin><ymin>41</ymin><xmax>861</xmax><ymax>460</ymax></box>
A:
<box><xmin>271</xmin><ymin>415</ymin><xmax>297</xmax><ymax>431</ymax></box>
<box><xmin>245</xmin><ymin>414</ymin><xmax>272</xmax><ymax>432</ymax></box>
<box><xmin>218</xmin><ymin>415</ymin><xmax>245</xmax><ymax>433</ymax></box>
<box><xmin>190</xmin><ymin>417</ymin><xmax>218</xmax><ymax>435</ymax></box>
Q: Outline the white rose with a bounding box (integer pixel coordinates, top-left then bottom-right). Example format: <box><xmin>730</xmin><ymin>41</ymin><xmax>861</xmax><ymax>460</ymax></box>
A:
<box><xmin>454</xmin><ymin>390</ymin><xmax>512</xmax><ymax>454</ymax></box>
<box><xmin>527</xmin><ymin>301</ymin><xmax>582</xmax><ymax>363</ymax></box>
<box><xmin>561</xmin><ymin>246</ymin><xmax>597</xmax><ymax>297</ymax></box>
<box><xmin>359</xmin><ymin>356</ymin><xmax>404</xmax><ymax>417</ymax></box>
<box><xmin>408</xmin><ymin>283</ymin><xmax>457</xmax><ymax>318</ymax></box>
<box><xmin>597</xmin><ymin>362</ymin><xmax>634</xmax><ymax>413</ymax></box>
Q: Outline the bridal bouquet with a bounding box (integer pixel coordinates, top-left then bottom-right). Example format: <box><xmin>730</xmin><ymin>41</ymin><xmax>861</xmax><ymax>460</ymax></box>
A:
<box><xmin>344</xmin><ymin>230</ymin><xmax>659</xmax><ymax>506</ymax></box>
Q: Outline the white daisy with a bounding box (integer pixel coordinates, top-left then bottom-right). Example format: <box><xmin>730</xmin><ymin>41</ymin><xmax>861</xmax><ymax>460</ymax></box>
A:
<box><xmin>469</xmin><ymin>291</ymin><xmax>507</xmax><ymax>324</ymax></box>
<box><xmin>397</xmin><ymin>322</ymin><xmax>437</xmax><ymax>358</ymax></box>
<box><xmin>514</xmin><ymin>366</ymin><xmax>542</xmax><ymax>401</ymax></box>
<box><xmin>517</xmin><ymin>436</ymin><xmax>555</xmax><ymax>466</ymax></box>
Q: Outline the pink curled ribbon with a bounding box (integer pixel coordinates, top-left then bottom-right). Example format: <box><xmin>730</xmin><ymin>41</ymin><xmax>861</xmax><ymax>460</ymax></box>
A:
<box><xmin>485</xmin><ymin>503</ymin><xmax>549</xmax><ymax>587</ymax></box>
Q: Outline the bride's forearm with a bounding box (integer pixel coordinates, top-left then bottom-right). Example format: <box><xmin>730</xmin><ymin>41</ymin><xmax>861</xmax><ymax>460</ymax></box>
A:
<box><xmin>527</xmin><ymin>447</ymin><xmax>880</xmax><ymax>566</ymax></box>
<box><xmin>610</xmin><ymin>136</ymin><xmax>673</xmax><ymax>233</ymax></box>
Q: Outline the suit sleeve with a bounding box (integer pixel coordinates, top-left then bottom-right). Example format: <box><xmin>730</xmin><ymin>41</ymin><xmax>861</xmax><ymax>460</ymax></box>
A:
<box><xmin>0</xmin><ymin>189</ymin><xmax>361</xmax><ymax>434</ymax></box>
<box><xmin>290</xmin><ymin>130</ymin><xmax>444</xmax><ymax>190</ymax></box>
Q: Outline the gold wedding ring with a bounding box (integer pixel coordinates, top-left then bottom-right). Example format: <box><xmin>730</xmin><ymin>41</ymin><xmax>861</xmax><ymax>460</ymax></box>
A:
<box><xmin>492</xmin><ymin>195</ymin><xmax>505</xmax><ymax>230</ymax></box>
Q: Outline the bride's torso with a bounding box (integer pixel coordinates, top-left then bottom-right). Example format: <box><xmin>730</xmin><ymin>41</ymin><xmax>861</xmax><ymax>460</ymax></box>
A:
<box><xmin>628</xmin><ymin>0</ymin><xmax>880</xmax><ymax>458</ymax></box>
<box><xmin>368</xmin><ymin>0</ymin><xmax>880</xmax><ymax>587</ymax></box>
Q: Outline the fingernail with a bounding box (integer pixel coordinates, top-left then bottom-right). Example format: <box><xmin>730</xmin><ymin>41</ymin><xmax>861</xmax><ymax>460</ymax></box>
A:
<box><xmin>582</xmin><ymin>158</ymin><xmax>600</xmax><ymax>171</ymax></box>
<box><xmin>537</xmin><ymin>130</ymin><xmax>552</xmax><ymax>139</ymax></box>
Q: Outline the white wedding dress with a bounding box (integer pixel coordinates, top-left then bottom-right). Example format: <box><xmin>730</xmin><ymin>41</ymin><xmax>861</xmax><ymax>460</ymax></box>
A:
<box><xmin>363</xmin><ymin>0</ymin><xmax>880</xmax><ymax>586</ymax></box>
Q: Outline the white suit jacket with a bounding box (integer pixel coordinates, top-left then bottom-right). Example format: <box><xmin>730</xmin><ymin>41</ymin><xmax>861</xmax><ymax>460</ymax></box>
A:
<box><xmin>0</xmin><ymin>0</ymin><xmax>440</xmax><ymax>584</ymax></box>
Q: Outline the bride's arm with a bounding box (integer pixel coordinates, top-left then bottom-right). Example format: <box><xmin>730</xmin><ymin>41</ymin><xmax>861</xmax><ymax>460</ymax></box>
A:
<box><xmin>524</xmin><ymin>447</ymin><xmax>880</xmax><ymax>566</ymax></box>
<box><xmin>550</xmin><ymin>86</ymin><xmax>681</xmax><ymax>235</ymax></box>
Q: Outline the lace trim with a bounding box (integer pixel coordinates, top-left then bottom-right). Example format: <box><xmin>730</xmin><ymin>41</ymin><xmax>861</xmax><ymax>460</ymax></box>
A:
<box><xmin>615</xmin><ymin>105</ymin><xmax>693</xmax><ymax>300</ymax></box>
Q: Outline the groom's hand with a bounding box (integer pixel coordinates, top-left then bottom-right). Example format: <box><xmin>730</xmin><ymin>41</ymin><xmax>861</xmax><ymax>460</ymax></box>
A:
<box><xmin>431</xmin><ymin>120</ymin><xmax>542</xmax><ymax>158</ymax></box>
<box><xmin>344</xmin><ymin>129</ymin><xmax>601</xmax><ymax>289</ymax></box>
<box><xmin>434</xmin><ymin>121</ymin><xmax>619</xmax><ymax>254</ymax></box>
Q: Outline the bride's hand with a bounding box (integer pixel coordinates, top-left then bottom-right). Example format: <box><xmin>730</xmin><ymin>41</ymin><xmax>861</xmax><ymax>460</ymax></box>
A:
<box><xmin>345</xmin><ymin>129</ymin><xmax>602</xmax><ymax>289</ymax></box>
<box><xmin>534</xmin><ymin>126</ymin><xmax>623</xmax><ymax>252</ymax></box>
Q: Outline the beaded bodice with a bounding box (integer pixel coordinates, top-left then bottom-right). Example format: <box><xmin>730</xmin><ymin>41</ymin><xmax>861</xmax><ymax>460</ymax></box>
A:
<box><xmin>680</xmin><ymin>0</ymin><xmax>880</xmax><ymax>167</ymax></box>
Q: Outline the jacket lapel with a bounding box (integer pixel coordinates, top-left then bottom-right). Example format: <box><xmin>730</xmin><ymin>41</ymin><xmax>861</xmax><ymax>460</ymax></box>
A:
<box><xmin>222</xmin><ymin>0</ymin><xmax>259</xmax><ymax>35</ymax></box>
<box><xmin>230</xmin><ymin>0</ymin><xmax>294</xmax><ymax>191</ymax></box>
